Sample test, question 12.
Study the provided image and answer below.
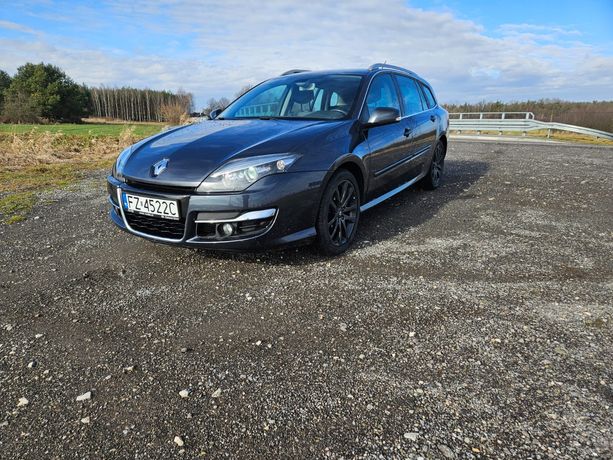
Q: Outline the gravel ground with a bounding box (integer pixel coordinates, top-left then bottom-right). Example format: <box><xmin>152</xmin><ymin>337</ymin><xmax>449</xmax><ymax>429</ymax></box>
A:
<box><xmin>0</xmin><ymin>141</ymin><xmax>611</xmax><ymax>459</ymax></box>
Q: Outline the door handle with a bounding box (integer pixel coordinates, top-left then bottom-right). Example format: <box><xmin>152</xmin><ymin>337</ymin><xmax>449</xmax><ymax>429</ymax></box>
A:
<box><xmin>430</xmin><ymin>115</ymin><xmax>436</xmax><ymax>122</ymax></box>
<box><xmin>403</xmin><ymin>127</ymin><xmax>411</xmax><ymax>137</ymax></box>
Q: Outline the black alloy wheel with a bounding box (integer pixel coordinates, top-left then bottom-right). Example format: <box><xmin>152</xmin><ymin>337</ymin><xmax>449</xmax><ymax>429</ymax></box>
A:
<box><xmin>316</xmin><ymin>170</ymin><xmax>360</xmax><ymax>255</ymax></box>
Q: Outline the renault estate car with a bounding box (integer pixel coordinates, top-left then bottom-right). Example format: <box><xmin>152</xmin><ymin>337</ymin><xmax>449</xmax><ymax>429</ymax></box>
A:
<box><xmin>108</xmin><ymin>64</ymin><xmax>449</xmax><ymax>254</ymax></box>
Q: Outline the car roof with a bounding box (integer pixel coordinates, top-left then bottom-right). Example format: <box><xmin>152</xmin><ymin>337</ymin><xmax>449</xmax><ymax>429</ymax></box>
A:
<box><xmin>274</xmin><ymin>66</ymin><xmax>429</xmax><ymax>86</ymax></box>
<box><xmin>277</xmin><ymin>69</ymin><xmax>369</xmax><ymax>77</ymax></box>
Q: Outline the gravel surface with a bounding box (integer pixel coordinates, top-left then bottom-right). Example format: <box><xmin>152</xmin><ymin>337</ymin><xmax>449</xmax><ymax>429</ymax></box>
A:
<box><xmin>1</xmin><ymin>141</ymin><xmax>611</xmax><ymax>459</ymax></box>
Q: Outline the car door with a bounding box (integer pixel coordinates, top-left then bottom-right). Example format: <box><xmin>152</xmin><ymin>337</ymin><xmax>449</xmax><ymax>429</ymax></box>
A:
<box><xmin>361</xmin><ymin>73</ymin><xmax>411</xmax><ymax>197</ymax></box>
<box><xmin>395</xmin><ymin>74</ymin><xmax>434</xmax><ymax>178</ymax></box>
<box><xmin>414</xmin><ymin>81</ymin><xmax>438</xmax><ymax>173</ymax></box>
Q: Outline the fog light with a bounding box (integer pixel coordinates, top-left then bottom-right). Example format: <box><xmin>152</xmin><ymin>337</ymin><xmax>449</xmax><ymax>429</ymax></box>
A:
<box><xmin>221</xmin><ymin>223</ymin><xmax>235</xmax><ymax>236</ymax></box>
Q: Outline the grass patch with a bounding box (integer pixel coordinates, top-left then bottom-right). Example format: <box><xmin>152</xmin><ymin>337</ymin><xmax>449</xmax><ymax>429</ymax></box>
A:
<box><xmin>0</xmin><ymin>192</ymin><xmax>36</xmax><ymax>224</ymax></box>
<box><xmin>0</xmin><ymin>161</ymin><xmax>114</xmax><ymax>193</ymax></box>
<box><xmin>0</xmin><ymin>123</ymin><xmax>162</xmax><ymax>223</ymax></box>
<box><xmin>0</xmin><ymin>162</ymin><xmax>116</xmax><ymax>224</ymax></box>
<box><xmin>527</xmin><ymin>130</ymin><xmax>613</xmax><ymax>145</ymax></box>
<box><xmin>0</xmin><ymin>122</ymin><xmax>165</xmax><ymax>138</ymax></box>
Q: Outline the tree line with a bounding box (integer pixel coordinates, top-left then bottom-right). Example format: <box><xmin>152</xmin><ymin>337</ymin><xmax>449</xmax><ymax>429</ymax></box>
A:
<box><xmin>444</xmin><ymin>100</ymin><xmax>613</xmax><ymax>133</ymax></box>
<box><xmin>0</xmin><ymin>63</ymin><xmax>193</xmax><ymax>124</ymax></box>
<box><xmin>89</xmin><ymin>87</ymin><xmax>192</xmax><ymax>122</ymax></box>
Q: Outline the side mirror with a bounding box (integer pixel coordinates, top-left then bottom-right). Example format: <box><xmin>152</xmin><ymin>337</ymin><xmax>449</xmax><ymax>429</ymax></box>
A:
<box><xmin>209</xmin><ymin>108</ymin><xmax>223</xmax><ymax>120</ymax></box>
<box><xmin>365</xmin><ymin>107</ymin><xmax>400</xmax><ymax>127</ymax></box>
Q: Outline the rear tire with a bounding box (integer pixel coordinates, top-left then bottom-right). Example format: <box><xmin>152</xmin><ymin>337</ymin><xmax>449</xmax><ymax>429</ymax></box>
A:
<box><xmin>422</xmin><ymin>140</ymin><xmax>446</xmax><ymax>190</ymax></box>
<box><xmin>316</xmin><ymin>170</ymin><xmax>360</xmax><ymax>255</ymax></box>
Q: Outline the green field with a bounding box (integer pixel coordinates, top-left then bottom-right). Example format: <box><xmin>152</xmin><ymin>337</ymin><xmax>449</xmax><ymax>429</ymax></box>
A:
<box><xmin>0</xmin><ymin>122</ymin><xmax>166</xmax><ymax>137</ymax></box>
<box><xmin>0</xmin><ymin>122</ymin><xmax>169</xmax><ymax>223</ymax></box>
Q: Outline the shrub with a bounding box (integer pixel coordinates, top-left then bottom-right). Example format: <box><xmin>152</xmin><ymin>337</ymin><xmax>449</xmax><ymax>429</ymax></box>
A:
<box><xmin>2</xmin><ymin>63</ymin><xmax>88</xmax><ymax>122</ymax></box>
<box><xmin>160</xmin><ymin>102</ymin><xmax>188</xmax><ymax>124</ymax></box>
<box><xmin>1</xmin><ymin>91</ymin><xmax>41</xmax><ymax>123</ymax></box>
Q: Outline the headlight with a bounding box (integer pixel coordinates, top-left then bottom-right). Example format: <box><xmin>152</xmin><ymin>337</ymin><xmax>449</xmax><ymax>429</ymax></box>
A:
<box><xmin>112</xmin><ymin>147</ymin><xmax>132</xmax><ymax>181</ymax></box>
<box><xmin>197</xmin><ymin>153</ymin><xmax>300</xmax><ymax>192</ymax></box>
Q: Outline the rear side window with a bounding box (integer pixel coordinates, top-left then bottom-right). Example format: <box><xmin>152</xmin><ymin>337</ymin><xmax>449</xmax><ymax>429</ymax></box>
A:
<box><xmin>395</xmin><ymin>75</ymin><xmax>424</xmax><ymax>116</ymax></box>
<box><xmin>420</xmin><ymin>83</ymin><xmax>437</xmax><ymax>109</ymax></box>
<box><xmin>362</xmin><ymin>74</ymin><xmax>401</xmax><ymax>122</ymax></box>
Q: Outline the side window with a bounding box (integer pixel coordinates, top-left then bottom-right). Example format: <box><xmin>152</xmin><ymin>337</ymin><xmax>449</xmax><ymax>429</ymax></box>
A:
<box><xmin>396</xmin><ymin>75</ymin><xmax>424</xmax><ymax>116</ymax></box>
<box><xmin>362</xmin><ymin>74</ymin><xmax>400</xmax><ymax>122</ymax></box>
<box><xmin>312</xmin><ymin>88</ymin><xmax>324</xmax><ymax>111</ymax></box>
<box><xmin>330</xmin><ymin>92</ymin><xmax>338</xmax><ymax>106</ymax></box>
<box><xmin>420</xmin><ymin>83</ymin><xmax>437</xmax><ymax>109</ymax></box>
<box><xmin>417</xmin><ymin>85</ymin><xmax>428</xmax><ymax>109</ymax></box>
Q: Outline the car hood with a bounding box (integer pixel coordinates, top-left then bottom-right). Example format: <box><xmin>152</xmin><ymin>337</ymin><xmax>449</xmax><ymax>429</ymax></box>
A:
<box><xmin>121</xmin><ymin>119</ymin><xmax>341</xmax><ymax>187</ymax></box>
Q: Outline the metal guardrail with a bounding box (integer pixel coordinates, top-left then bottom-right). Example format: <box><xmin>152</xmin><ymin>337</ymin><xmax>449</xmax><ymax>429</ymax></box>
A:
<box><xmin>449</xmin><ymin>112</ymin><xmax>613</xmax><ymax>140</ymax></box>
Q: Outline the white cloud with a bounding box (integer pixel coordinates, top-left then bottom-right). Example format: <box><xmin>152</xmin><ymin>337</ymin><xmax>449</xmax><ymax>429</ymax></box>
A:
<box><xmin>499</xmin><ymin>23</ymin><xmax>582</xmax><ymax>36</ymax></box>
<box><xmin>1</xmin><ymin>0</ymin><xmax>611</xmax><ymax>107</ymax></box>
<box><xmin>0</xmin><ymin>20</ymin><xmax>37</xmax><ymax>34</ymax></box>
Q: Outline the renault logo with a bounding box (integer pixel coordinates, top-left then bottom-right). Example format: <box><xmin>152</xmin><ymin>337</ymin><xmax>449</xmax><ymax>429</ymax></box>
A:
<box><xmin>152</xmin><ymin>158</ymin><xmax>169</xmax><ymax>177</ymax></box>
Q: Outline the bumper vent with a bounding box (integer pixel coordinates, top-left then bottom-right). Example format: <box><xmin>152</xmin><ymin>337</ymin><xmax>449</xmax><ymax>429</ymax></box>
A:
<box><xmin>195</xmin><ymin>209</ymin><xmax>276</xmax><ymax>241</ymax></box>
<box><xmin>196</xmin><ymin>218</ymin><xmax>272</xmax><ymax>240</ymax></box>
<box><xmin>124</xmin><ymin>212</ymin><xmax>185</xmax><ymax>239</ymax></box>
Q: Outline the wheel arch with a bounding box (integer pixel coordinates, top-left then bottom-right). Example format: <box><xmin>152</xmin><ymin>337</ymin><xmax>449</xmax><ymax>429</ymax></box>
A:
<box><xmin>321</xmin><ymin>155</ymin><xmax>367</xmax><ymax>202</ymax></box>
<box><xmin>438</xmin><ymin>133</ymin><xmax>448</xmax><ymax>155</ymax></box>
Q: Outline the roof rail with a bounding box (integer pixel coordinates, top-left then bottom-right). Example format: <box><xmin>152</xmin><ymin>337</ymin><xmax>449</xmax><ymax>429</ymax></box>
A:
<box><xmin>369</xmin><ymin>63</ymin><xmax>418</xmax><ymax>77</ymax></box>
<box><xmin>280</xmin><ymin>69</ymin><xmax>310</xmax><ymax>76</ymax></box>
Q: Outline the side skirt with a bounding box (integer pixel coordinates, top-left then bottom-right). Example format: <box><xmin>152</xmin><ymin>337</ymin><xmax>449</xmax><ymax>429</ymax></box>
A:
<box><xmin>360</xmin><ymin>171</ymin><xmax>427</xmax><ymax>212</ymax></box>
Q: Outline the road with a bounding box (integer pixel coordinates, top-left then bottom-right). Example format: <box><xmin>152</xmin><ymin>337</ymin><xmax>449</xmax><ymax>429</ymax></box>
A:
<box><xmin>1</xmin><ymin>141</ymin><xmax>611</xmax><ymax>459</ymax></box>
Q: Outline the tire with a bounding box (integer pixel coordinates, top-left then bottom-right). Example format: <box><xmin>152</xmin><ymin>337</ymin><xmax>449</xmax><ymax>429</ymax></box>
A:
<box><xmin>316</xmin><ymin>170</ymin><xmax>361</xmax><ymax>255</ymax></box>
<box><xmin>422</xmin><ymin>140</ymin><xmax>446</xmax><ymax>190</ymax></box>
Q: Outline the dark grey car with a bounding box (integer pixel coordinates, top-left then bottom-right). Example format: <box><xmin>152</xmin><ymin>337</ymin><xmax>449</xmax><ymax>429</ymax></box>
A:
<box><xmin>108</xmin><ymin>63</ymin><xmax>449</xmax><ymax>254</ymax></box>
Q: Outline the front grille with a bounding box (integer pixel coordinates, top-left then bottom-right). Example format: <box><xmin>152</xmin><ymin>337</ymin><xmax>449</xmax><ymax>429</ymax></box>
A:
<box><xmin>125</xmin><ymin>212</ymin><xmax>185</xmax><ymax>239</ymax></box>
<box><xmin>125</xmin><ymin>179</ymin><xmax>194</xmax><ymax>194</ymax></box>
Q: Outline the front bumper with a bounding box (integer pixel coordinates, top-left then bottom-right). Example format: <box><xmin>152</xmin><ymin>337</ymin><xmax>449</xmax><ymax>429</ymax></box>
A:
<box><xmin>107</xmin><ymin>172</ymin><xmax>325</xmax><ymax>250</ymax></box>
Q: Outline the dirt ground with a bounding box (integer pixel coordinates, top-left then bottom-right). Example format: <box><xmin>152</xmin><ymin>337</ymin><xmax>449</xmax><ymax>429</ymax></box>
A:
<box><xmin>0</xmin><ymin>140</ymin><xmax>611</xmax><ymax>459</ymax></box>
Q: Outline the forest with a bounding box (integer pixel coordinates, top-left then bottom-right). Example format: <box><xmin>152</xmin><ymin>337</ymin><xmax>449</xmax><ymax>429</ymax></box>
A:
<box><xmin>88</xmin><ymin>87</ymin><xmax>193</xmax><ymax>122</ymax></box>
<box><xmin>0</xmin><ymin>63</ymin><xmax>193</xmax><ymax>124</ymax></box>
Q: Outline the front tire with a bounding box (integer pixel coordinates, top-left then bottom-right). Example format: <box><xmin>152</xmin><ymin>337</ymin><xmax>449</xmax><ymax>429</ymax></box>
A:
<box><xmin>316</xmin><ymin>170</ymin><xmax>360</xmax><ymax>255</ymax></box>
<box><xmin>422</xmin><ymin>140</ymin><xmax>446</xmax><ymax>190</ymax></box>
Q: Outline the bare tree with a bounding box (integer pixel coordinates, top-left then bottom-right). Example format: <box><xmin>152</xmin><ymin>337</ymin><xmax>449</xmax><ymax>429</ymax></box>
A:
<box><xmin>88</xmin><ymin>86</ymin><xmax>193</xmax><ymax>122</ymax></box>
<box><xmin>202</xmin><ymin>97</ymin><xmax>231</xmax><ymax>118</ymax></box>
<box><xmin>234</xmin><ymin>84</ymin><xmax>254</xmax><ymax>99</ymax></box>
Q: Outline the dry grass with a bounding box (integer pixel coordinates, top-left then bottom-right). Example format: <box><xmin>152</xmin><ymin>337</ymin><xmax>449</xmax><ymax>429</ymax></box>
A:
<box><xmin>0</xmin><ymin>126</ymin><xmax>139</xmax><ymax>169</ymax></box>
<box><xmin>160</xmin><ymin>102</ymin><xmax>189</xmax><ymax>125</ymax></box>
<box><xmin>82</xmin><ymin>117</ymin><xmax>166</xmax><ymax>126</ymax></box>
<box><xmin>0</xmin><ymin>126</ymin><xmax>144</xmax><ymax>223</ymax></box>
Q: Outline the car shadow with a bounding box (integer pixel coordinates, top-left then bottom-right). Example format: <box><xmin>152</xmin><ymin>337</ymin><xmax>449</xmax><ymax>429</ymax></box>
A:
<box><xmin>195</xmin><ymin>159</ymin><xmax>489</xmax><ymax>266</ymax></box>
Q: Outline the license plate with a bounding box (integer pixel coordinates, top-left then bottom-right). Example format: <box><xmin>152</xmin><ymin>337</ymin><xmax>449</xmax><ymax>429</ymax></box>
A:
<box><xmin>121</xmin><ymin>192</ymin><xmax>180</xmax><ymax>220</ymax></box>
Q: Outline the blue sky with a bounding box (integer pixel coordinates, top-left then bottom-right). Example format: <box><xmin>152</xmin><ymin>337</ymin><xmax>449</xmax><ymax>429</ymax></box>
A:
<box><xmin>1</xmin><ymin>0</ymin><xmax>612</xmax><ymax>108</ymax></box>
<box><xmin>411</xmin><ymin>0</ymin><xmax>612</xmax><ymax>48</ymax></box>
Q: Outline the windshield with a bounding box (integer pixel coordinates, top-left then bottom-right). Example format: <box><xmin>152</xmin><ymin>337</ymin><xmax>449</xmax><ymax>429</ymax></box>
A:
<box><xmin>219</xmin><ymin>74</ymin><xmax>363</xmax><ymax>120</ymax></box>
